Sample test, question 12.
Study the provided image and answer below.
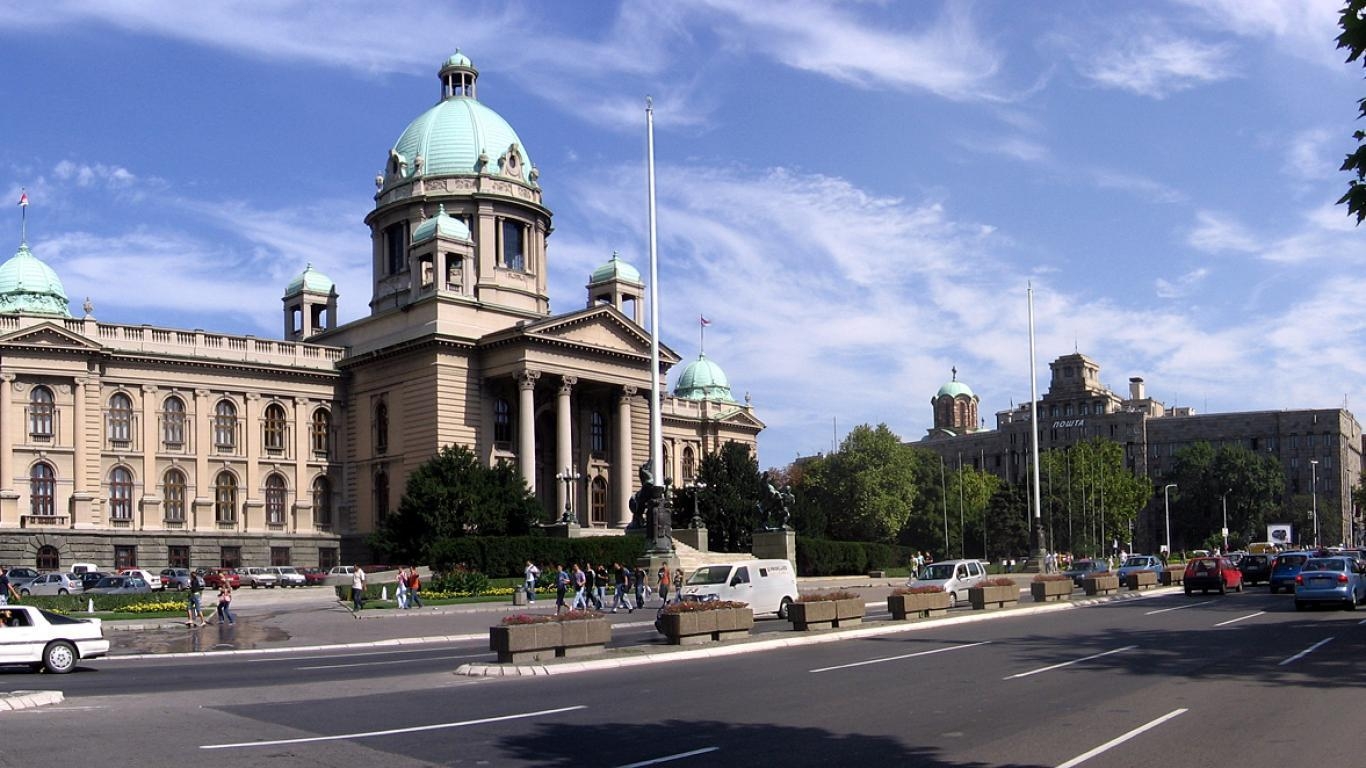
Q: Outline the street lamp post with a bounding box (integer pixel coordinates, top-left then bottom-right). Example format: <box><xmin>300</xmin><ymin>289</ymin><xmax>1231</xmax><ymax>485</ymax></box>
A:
<box><xmin>1220</xmin><ymin>490</ymin><xmax>1231</xmax><ymax>553</ymax></box>
<box><xmin>1164</xmin><ymin>483</ymin><xmax>1177</xmax><ymax>558</ymax></box>
<box><xmin>555</xmin><ymin>467</ymin><xmax>581</xmax><ymax>524</ymax></box>
<box><xmin>687</xmin><ymin>480</ymin><xmax>707</xmax><ymax>529</ymax></box>
<box><xmin>1310</xmin><ymin>459</ymin><xmax>1319</xmax><ymax>547</ymax></box>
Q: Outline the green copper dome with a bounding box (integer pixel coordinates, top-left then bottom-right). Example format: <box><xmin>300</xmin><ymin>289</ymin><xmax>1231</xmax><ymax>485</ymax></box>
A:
<box><xmin>674</xmin><ymin>353</ymin><xmax>734</xmax><ymax>402</ymax></box>
<box><xmin>386</xmin><ymin>53</ymin><xmax>535</xmax><ymax>189</ymax></box>
<box><xmin>589</xmin><ymin>251</ymin><xmax>641</xmax><ymax>284</ymax></box>
<box><xmin>936</xmin><ymin>379</ymin><xmax>975</xmax><ymax>399</ymax></box>
<box><xmin>412</xmin><ymin>204</ymin><xmax>471</xmax><ymax>244</ymax></box>
<box><xmin>285</xmin><ymin>263</ymin><xmax>335</xmax><ymax>296</ymax></box>
<box><xmin>0</xmin><ymin>242</ymin><xmax>70</xmax><ymax>317</ymax></box>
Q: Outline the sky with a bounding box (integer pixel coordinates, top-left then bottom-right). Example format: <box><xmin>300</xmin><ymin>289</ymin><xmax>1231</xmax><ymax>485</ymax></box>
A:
<box><xmin>1</xmin><ymin>1</ymin><xmax>1362</xmax><ymax>469</ymax></box>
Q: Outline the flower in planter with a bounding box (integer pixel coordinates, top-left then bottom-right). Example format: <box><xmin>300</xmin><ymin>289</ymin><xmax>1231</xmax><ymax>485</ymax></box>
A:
<box><xmin>979</xmin><ymin>577</ymin><xmax>1016</xmax><ymax>587</ymax></box>
<box><xmin>1032</xmin><ymin>574</ymin><xmax>1072</xmax><ymax>583</ymax></box>
<box><xmin>892</xmin><ymin>585</ymin><xmax>946</xmax><ymax>596</ymax></box>
<box><xmin>658</xmin><ymin>600</ymin><xmax>749</xmax><ymax>615</ymax></box>
<box><xmin>796</xmin><ymin>589</ymin><xmax>860</xmax><ymax>603</ymax></box>
<box><xmin>499</xmin><ymin>609</ymin><xmax>603</xmax><ymax>625</ymax></box>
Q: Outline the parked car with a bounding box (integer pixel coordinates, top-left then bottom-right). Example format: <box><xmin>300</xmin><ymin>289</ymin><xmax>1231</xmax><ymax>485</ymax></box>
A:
<box><xmin>117</xmin><ymin>568</ymin><xmax>164</xmax><ymax>591</ymax></box>
<box><xmin>1062</xmin><ymin>559</ymin><xmax>1111</xmax><ymax>587</ymax></box>
<box><xmin>78</xmin><ymin>571</ymin><xmax>110</xmax><ymax>591</ymax></box>
<box><xmin>1184</xmin><ymin>556</ymin><xmax>1243</xmax><ymax>595</ymax></box>
<box><xmin>1294</xmin><ymin>556</ymin><xmax>1366</xmax><ymax>610</ymax></box>
<box><xmin>1269</xmin><ymin>551</ymin><xmax>1313</xmax><ymax>594</ymax></box>
<box><xmin>0</xmin><ymin>604</ymin><xmax>110</xmax><ymax>674</ymax></box>
<box><xmin>1238</xmin><ymin>554</ymin><xmax>1274</xmax><ymax>586</ymax></box>
<box><xmin>18</xmin><ymin>572</ymin><xmax>84</xmax><ymax>597</ymax></box>
<box><xmin>85</xmin><ymin>576</ymin><xmax>151</xmax><ymax>595</ymax></box>
<box><xmin>202</xmin><ymin>569</ymin><xmax>241</xmax><ymax>590</ymax></box>
<box><xmin>328</xmin><ymin>565</ymin><xmax>355</xmax><ymax>577</ymax></box>
<box><xmin>301</xmin><ymin>567</ymin><xmax>328</xmax><ymax>586</ymax></box>
<box><xmin>268</xmin><ymin>566</ymin><xmax>307</xmax><ymax>587</ymax></box>
<box><xmin>1116</xmin><ymin>555</ymin><xmax>1163</xmax><ymax>581</ymax></box>
<box><xmin>240</xmin><ymin>567</ymin><xmax>279</xmax><ymax>588</ymax></box>
<box><xmin>159</xmin><ymin>568</ymin><xmax>193</xmax><ymax>591</ymax></box>
<box><xmin>909</xmin><ymin>558</ymin><xmax>987</xmax><ymax>608</ymax></box>
<box><xmin>4</xmin><ymin>567</ymin><xmax>40</xmax><ymax>582</ymax></box>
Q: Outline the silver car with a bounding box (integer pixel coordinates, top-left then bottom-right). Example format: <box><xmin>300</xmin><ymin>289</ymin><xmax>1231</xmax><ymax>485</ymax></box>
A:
<box><xmin>268</xmin><ymin>566</ymin><xmax>307</xmax><ymax>587</ymax></box>
<box><xmin>17</xmin><ymin>572</ymin><xmax>84</xmax><ymax>597</ymax></box>
<box><xmin>908</xmin><ymin>558</ymin><xmax>986</xmax><ymax>608</ymax></box>
<box><xmin>240</xmin><ymin>567</ymin><xmax>279</xmax><ymax>588</ymax></box>
<box><xmin>1294</xmin><ymin>557</ymin><xmax>1366</xmax><ymax>610</ymax></box>
<box><xmin>85</xmin><ymin>576</ymin><xmax>151</xmax><ymax>595</ymax></box>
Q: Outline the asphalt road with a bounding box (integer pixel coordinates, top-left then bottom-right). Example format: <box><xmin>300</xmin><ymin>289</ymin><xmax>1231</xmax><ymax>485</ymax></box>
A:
<box><xmin>2</xmin><ymin>588</ymin><xmax>1362</xmax><ymax>767</ymax></box>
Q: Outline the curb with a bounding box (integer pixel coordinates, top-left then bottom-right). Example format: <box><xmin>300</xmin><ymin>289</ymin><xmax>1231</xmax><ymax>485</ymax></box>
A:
<box><xmin>0</xmin><ymin>690</ymin><xmax>64</xmax><ymax>712</ymax></box>
<box><xmin>455</xmin><ymin>586</ymin><xmax>1180</xmax><ymax>678</ymax></box>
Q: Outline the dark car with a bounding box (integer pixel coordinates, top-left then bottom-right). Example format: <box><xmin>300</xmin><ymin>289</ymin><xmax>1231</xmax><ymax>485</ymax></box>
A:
<box><xmin>78</xmin><ymin>571</ymin><xmax>110</xmax><ymax>591</ymax></box>
<box><xmin>1062</xmin><ymin>559</ymin><xmax>1110</xmax><ymax>587</ymax></box>
<box><xmin>1184</xmin><ymin>557</ymin><xmax>1243</xmax><ymax>595</ymax></box>
<box><xmin>1238</xmin><ymin>554</ymin><xmax>1273</xmax><ymax>586</ymax></box>
<box><xmin>1269</xmin><ymin>551</ymin><xmax>1312</xmax><ymax>594</ymax></box>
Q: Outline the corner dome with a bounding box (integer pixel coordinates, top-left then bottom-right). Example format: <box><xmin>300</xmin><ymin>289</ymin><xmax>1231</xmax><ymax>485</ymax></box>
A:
<box><xmin>589</xmin><ymin>251</ymin><xmax>641</xmax><ymax>285</ymax></box>
<box><xmin>286</xmin><ymin>263</ymin><xmax>334</xmax><ymax>296</ymax></box>
<box><xmin>412</xmin><ymin>204</ymin><xmax>471</xmax><ymax>244</ymax></box>
<box><xmin>674</xmin><ymin>353</ymin><xmax>734</xmax><ymax>402</ymax></box>
<box><xmin>936</xmin><ymin>380</ymin><xmax>974</xmax><ymax>399</ymax></box>
<box><xmin>0</xmin><ymin>242</ymin><xmax>70</xmax><ymax>317</ymax></box>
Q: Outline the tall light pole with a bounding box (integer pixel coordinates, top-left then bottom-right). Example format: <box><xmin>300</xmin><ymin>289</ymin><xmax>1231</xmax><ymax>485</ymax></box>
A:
<box><xmin>555</xmin><ymin>467</ymin><xmax>581</xmax><ymax>524</ymax></box>
<box><xmin>687</xmin><ymin>479</ymin><xmax>707</xmax><ymax>528</ymax></box>
<box><xmin>1310</xmin><ymin>459</ymin><xmax>1319</xmax><ymax>547</ymax></box>
<box><xmin>1164</xmin><ymin>483</ymin><xmax>1177</xmax><ymax>558</ymax></box>
<box><xmin>1221</xmin><ymin>490</ymin><xmax>1230</xmax><ymax>553</ymax></box>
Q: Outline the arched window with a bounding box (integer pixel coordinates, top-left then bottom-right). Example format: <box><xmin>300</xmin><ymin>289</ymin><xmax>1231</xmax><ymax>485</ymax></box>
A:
<box><xmin>374</xmin><ymin>401</ymin><xmax>389</xmax><ymax>454</ymax></box>
<box><xmin>493</xmin><ymin>398</ymin><xmax>512</xmax><ymax>445</ymax></box>
<box><xmin>163</xmin><ymin>468</ymin><xmax>186</xmax><ymax>522</ymax></box>
<box><xmin>662</xmin><ymin>445</ymin><xmax>671</xmax><ymax>480</ymax></box>
<box><xmin>30</xmin><ymin>462</ymin><xmax>55</xmax><ymax>517</ymax></box>
<box><xmin>29</xmin><ymin>386</ymin><xmax>54</xmax><ymax>438</ymax></box>
<box><xmin>682</xmin><ymin>446</ymin><xmax>696</xmax><ymax>483</ymax></box>
<box><xmin>263</xmin><ymin>403</ymin><xmax>287</xmax><ymax>451</ymax></box>
<box><xmin>36</xmin><ymin>544</ymin><xmax>59</xmax><ymax>571</ymax></box>
<box><xmin>265</xmin><ymin>473</ymin><xmax>287</xmax><ymax>525</ymax></box>
<box><xmin>162</xmin><ymin>395</ymin><xmax>186</xmax><ymax>447</ymax></box>
<box><xmin>374</xmin><ymin>471</ymin><xmax>390</xmax><ymax>520</ymax></box>
<box><xmin>215</xmin><ymin>471</ymin><xmax>237</xmax><ymax>524</ymax></box>
<box><xmin>590</xmin><ymin>477</ymin><xmax>608</xmax><ymax>526</ymax></box>
<box><xmin>214</xmin><ymin>400</ymin><xmax>237</xmax><ymax>451</ymax></box>
<box><xmin>311</xmin><ymin>409</ymin><xmax>330</xmax><ymax>457</ymax></box>
<box><xmin>109</xmin><ymin>467</ymin><xmax>134</xmax><ymax>520</ymax></box>
<box><xmin>108</xmin><ymin>392</ymin><xmax>134</xmax><ymax>444</ymax></box>
<box><xmin>590</xmin><ymin>412</ymin><xmax>607</xmax><ymax>455</ymax></box>
<box><xmin>500</xmin><ymin>219</ymin><xmax>526</xmax><ymax>271</ymax></box>
<box><xmin>312</xmin><ymin>476</ymin><xmax>332</xmax><ymax>529</ymax></box>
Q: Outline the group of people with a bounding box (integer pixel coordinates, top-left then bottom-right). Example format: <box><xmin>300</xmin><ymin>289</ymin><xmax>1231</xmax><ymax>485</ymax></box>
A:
<box><xmin>393</xmin><ymin>566</ymin><xmax>423</xmax><ymax>609</ymax></box>
<box><xmin>185</xmin><ymin>570</ymin><xmax>234</xmax><ymax>627</ymax></box>
<box><xmin>526</xmin><ymin>560</ymin><xmax>688</xmax><ymax>615</ymax></box>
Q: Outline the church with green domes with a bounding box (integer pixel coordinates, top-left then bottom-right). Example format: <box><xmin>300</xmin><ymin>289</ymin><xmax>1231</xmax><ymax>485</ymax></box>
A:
<box><xmin>0</xmin><ymin>51</ymin><xmax>762</xmax><ymax>570</ymax></box>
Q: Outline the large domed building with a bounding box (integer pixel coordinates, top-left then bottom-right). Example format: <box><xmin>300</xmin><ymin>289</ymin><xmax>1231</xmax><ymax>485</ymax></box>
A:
<box><xmin>0</xmin><ymin>52</ymin><xmax>762</xmax><ymax>570</ymax></box>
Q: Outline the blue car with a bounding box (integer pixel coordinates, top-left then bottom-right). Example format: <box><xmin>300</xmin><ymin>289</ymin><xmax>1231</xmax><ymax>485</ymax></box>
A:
<box><xmin>1269</xmin><ymin>551</ymin><xmax>1312</xmax><ymax>594</ymax></box>
<box><xmin>1116</xmin><ymin>555</ymin><xmax>1163</xmax><ymax>581</ymax></box>
<box><xmin>1294</xmin><ymin>557</ymin><xmax>1366</xmax><ymax>610</ymax></box>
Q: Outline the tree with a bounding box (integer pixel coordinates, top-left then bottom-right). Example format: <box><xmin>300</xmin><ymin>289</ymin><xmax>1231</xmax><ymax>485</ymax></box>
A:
<box><xmin>695</xmin><ymin>441</ymin><xmax>765</xmax><ymax>553</ymax></box>
<box><xmin>982</xmin><ymin>482</ymin><xmax>1030</xmax><ymax>560</ymax></box>
<box><xmin>1338</xmin><ymin>0</ymin><xmax>1366</xmax><ymax>223</ymax></box>
<box><xmin>804</xmin><ymin>424</ymin><xmax>918</xmax><ymax>544</ymax></box>
<box><xmin>369</xmin><ymin>445</ymin><xmax>539</xmax><ymax>563</ymax></box>
<box><xmin>1038</xmin><ymin>439</ymin><xmax>1151</xmax><ymax>556</ymax></box>
<box><xmin>1168</xmin><ymin>442</ymin><xmax>1284</xmax><ymax>552</ymax></box>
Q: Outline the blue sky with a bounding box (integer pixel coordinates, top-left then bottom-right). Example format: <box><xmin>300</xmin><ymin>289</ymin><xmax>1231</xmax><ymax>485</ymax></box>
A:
<box><xmin>1</xmin><ymin>1</ymin><xmax>1361</xmax><ymax>468</ymax></box>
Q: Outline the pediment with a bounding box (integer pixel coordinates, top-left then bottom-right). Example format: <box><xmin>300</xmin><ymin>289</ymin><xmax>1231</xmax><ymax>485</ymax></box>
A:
<box><xmin>0</xmin><ymin>322</ymin><xmax>102</xmax><ymax>352</ymax></box>
<box><xmin>512</xmin><ymin>306</ymin><xmax>680</xmax><ymax>362</ymax></box>
<box><xmin>712</xmin><ymin>407</ymin><xmax>766</xmax><ymax>431</ymax></box>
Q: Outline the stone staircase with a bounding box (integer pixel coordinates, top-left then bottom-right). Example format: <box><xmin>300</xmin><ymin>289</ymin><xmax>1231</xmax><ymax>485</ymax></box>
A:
<box><xmin>671</xmin><ymin>538</ymin><xmax>754</xmax><ymax>572</ymax></box>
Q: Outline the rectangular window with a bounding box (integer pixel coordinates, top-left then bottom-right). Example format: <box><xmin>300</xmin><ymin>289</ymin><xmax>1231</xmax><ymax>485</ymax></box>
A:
<box><xmin>167</xmin><ymin>546</ymin><xmax>189</xmax><ymax>568</ymax></box>
<box><xmin>114</xmin><ymin>545</ymin><xmax>137</xmax><ymax>571</ymax></box>
<box><xmin>271</xmin><ymin>547</ymin><xmax>291</xmax><ymax>567</ymax></box>
<box><xmin>220</xmin><ymin>546</ymin><xmax>241</xmax><ymax>569</ymax></box>
<box><xmin>385</xmin><ymin>222</ymin><xmax>408</xmax><ymax>275</ymax></box>
<box><xmin>500</xmin><ymin>219</ymin><xmax>525</xmax><ymax>271</ymax></box>
<box><xmin>319</xmin><ymin>547</ymin><xmax>339</xmax><ymax>570</ymax></box>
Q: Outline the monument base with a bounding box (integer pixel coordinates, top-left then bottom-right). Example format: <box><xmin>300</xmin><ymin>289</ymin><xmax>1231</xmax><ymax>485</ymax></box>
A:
<box><xmin>673</xmin><ymin>527</ymin><xmax>708</xmax><ymax>552</ymax></box>
<box><xmin>543</xmin><ymin>521</ymin><xmax>583</xmax><ymax>539</ymax></box>
<box><xmin>752</xmin><ymin>529</ymin><xmax>796</xmax><ymax>570</ymax></box>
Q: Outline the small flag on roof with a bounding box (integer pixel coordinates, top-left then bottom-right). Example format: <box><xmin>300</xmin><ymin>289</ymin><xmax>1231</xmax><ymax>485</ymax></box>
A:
<box><xmin>17</xmin><ymin>191</ymin><xmax>28</xmax><ymax>207</ymax></box>
<box><xmin>699</xmin><ymin>315</ymin><xmax>711</xmax><ymax>327</ymax></box>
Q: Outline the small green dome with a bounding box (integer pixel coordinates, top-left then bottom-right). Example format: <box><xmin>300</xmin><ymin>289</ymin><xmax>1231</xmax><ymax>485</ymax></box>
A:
<box><xmin>286</xmin><ymin>263</ymin><xmax>335</xmax><ymax>296</ymax></box>
<box><xmin>412</xmin><ymin>204</ymin><xmax>471</xmax><ymax>244</ymax></box>
<box><xmin>674</xmin><ymin>353</ymin><xmax>734</xmax><ymax>402</ymax></box>
<box><xmin>936</xmin><ymin>380</ymin><xmax>975</xmax><ymax>399</ymax></box>
<box><xmin>0</xmin><ymin>242</ymin><xmax>70</xmax><ymax>317</ymax></box>
<box><xmin>589</xmin><ymin>251</ymin><xmax>641</xmax><ymax>284</ymax></box>
<box><xmin>443</xmin><ymin>50</ymin><xmax>473</xmax><ymax>69</ymax></box>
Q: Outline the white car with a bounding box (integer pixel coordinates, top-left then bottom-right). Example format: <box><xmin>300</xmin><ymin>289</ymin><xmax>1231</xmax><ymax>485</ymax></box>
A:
<box><xmin>0</xmin><ymin>604</ymin><xmax>110</xmax><ymax>674</ymax></box>
<box><xmin>240</xmin><ymin>567</ymin><xmax>279</xmax><ymax>588</ymax></box>
<box><xmin>118</xmin><ymin>568</ymin><xmax>164</xmax><ymax>591</ymax></box>
<box><xmin>268</xmin><ymin>566</ymin><xmax>307</xmax><ymax>587</ymax></box>
<box><xmin>908</xmin><ymin>558</ymin><xmax>987</xmax><ymax>608</ymax></box>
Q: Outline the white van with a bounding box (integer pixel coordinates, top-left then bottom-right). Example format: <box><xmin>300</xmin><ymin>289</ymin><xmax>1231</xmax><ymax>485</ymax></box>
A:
<box><xmin>908</xmin><ymin>558</ymin><xmax>986</xmax><ymax>608</ymax></box>
<box><xmin>68</xmin><ymin>563</ymin><xmax>100</xmax><ymax>575</ymax></box>
<box><xmin>680</xmin><ymin>559</ymin><xmax>799</xmax><ymax>618</ymax></box>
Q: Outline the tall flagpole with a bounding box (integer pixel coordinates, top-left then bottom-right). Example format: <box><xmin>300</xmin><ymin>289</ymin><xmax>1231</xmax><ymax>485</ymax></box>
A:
<box><xmin>646</xmin><ymin>97</ymin><xmax>663</xmax><ymax>487</ymax></box>
<box><xmin>1028</xmin><ymin>283</ymin><xmax>1045</xmax><ymax>561</ymax></box>
<box><xmin>18</xmin><ymin>188</ymin><xmax>28</xmax><ymax>243</ymax></box>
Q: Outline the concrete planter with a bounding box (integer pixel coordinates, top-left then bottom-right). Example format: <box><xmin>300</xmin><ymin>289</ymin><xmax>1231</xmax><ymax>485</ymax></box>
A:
<box><xmin>1160</xmin><ymin>568</ymin><xmax>1185</xmax><ymax>586</ymax></box>
<box><xmin>657</xmin><ymin>606</ymin><xmax>754</xmax><ymax>645</ymax></box>
<box><xmin>888</xmin><ymin>591</ymin><xmax>951</xmax><ymax>620</ymax></box>
<box><xmin>1125</xmin><ymin>571</ymin><xmax>1159</xmax><ymax>591</ymax></box>
<box><xmin>489</xmin><ymin>618</ymin><xmax>610</xmax><ymax>664</ymax></box>
<box><xmin>1030</xmin><ymin>579</ymin><xmax>1073</xmax><ymax>602</ymax></box>
<box><xmin>969</xmin><ymin>584</ymin><xmax>1019</xmax><ymax>610</ymax></box>
<box><xmin>788</xmin><ymin>597</ymin><xmax>866</xmax><ymax>630</ymax></box>
<box><xmin>1082</xmin><ymin>575</ymin><xmax>1120</xmax><ymax>596</ymax></box>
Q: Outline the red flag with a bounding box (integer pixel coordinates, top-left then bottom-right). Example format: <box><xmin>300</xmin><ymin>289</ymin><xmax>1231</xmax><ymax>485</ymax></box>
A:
<box><xmin>699</xmin><ymin>315</ymin><xmax>711</xmax><ymax>327</ymax></box>
<box><xmin>17</xmin><ymin>191</ymin><xmax>28</xmax><ymax>207</ymax></box>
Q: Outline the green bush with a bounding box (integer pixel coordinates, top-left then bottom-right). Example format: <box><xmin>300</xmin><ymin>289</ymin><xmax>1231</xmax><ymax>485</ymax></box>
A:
<box><xmin>18</xmin><ymin>592</ymin><xmax>188</xmax><ymax>614</ymax></box>
<box><xmin>796</xmin><ymin>537</ymin><xmax>911</xmax><ymax>576</ymax></box>
<box><xmin>424</xmin><ymin>535</ymin><xmax>647</xmax><ymax>577</ymax></box>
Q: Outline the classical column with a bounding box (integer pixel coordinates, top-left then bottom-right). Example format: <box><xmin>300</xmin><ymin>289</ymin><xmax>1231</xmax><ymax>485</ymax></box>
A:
<box><xmin>243</xmin><ymin>392</ymin><xmax>261</xmax><ymax>531</ymax></box>
<box><xmin>516</xmin><ymin>370</ymin><xmax>540</xmax><ymax>494</ymax></box>
<box><xmin>140</xmin><ymin>385</ymin><xmax>159</xmax><ymax>527</ymax></box>
<box><xmin>70</xmin><ymin>377</ymin><xmax>96</xmax><ymax>527</ymax></box>
<box><xmin>615</xmin><ymin>386</ymin><xmax>636</xmax><ymax>527</ymax></box>
<box><xmin>293</xmin><ymin>396</ymin><xmax>310</xmax><ymax>532</ymax></box>
<box><xmin>0</xmin><ymin>373</ymin><xmax>13</xmax><ymax>496</ymax></box>
<box><xmin>555</xmin><ymin>376</ymin><xmax>576</xmax><ymax>519</ymax></box>
<box><xmin>194</xmin><ymin>389</ymin><xmax>211</xmax><ymax>530</ymax></box>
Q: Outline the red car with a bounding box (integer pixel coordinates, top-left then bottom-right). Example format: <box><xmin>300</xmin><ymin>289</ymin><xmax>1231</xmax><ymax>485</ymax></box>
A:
<box><xmin>202</xmin><ymin>569</ymin><xmax>241</xmax><ymax>590</ymax></box>
<box><xmin>1184</xmin><ymin>556</ymin><xmax>1243</xmax><ymax>595</ymax></box>
<box><xmin>301</xmin><ymin>567</ymin><xmax>328</xmax><ymax>586</ymax></box>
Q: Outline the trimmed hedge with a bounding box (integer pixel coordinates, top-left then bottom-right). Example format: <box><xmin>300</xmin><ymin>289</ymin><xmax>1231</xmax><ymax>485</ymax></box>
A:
<box><xmin>424</xmin><ymin>535</ymin><xmax>648</xmax><ymax>578</ymax></box>
<box><xmin>796</xmin><ymin>537</ymin><xmax>912</xmax><ymax>577</ymax></box>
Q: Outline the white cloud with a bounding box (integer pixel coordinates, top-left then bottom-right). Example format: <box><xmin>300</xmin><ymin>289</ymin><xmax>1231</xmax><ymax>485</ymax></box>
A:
<box><xmin>1283</xmin><ymin>128</ymin><xmax>1334</xmax><ymax>182</ymax></box>
<box><xmin>1174</xmin><ymin>0</ymin><xmax>1346</xmax><ymax>69</ymax></box>
<box><xmin>1188</xmin><ymin>210</ymin><xmax>1261</xmax><ymax>253</ymax></box>
<box><xmin>52</xmin><ymin>161</ymin><xmax>137</xmax><ymax>189</ymax></box>
<box><xmin>1079</xmin><ymin>33</ymin><xmax>1235</xmax><ymax>98</ymax></box>
<box><xmin>1155</xmin><ymin>267</ymin><xmax>1210</xmax><ymax>298</ymax></box>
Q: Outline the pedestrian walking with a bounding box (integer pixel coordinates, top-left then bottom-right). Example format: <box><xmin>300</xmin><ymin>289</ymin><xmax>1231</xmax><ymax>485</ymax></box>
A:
<box><xmin>395</xmin><ymin>566</ymin><xmax>410</xmax><ymax>609</ymax></box>
<box><xmin>216</xmin><ymin>583</ymin><xmax>235</xmax><ymax>625</ymax></box>
<box><xmin>595</xmin><ymin>564</ymin><xmax>608</xmax><ymax>608</ymax></box>
<box><xmin>0</xmin><ymin>567</ymin><xmax>17</xmax><ymax>605</ymax></box>
<box><xmin>524</xmin><ymin>560</ymin><xmax>541</xmax><ymax>602</ymax></box>
<box><xmin>407</xmin><ymin>567</ymin><xmax>423</xmax><ymax>608</ymax></box>
<box><xmin>186</xmin><ymin>570</ymin><xmax>207</xmax><ymax>627</ymax></box>
<box><xmin>571</xmin><ymin>564</ymin><xmax>588</xmax><ymax>610</ymax></box>
<box><xmin>672</xmin><ymin>567</ymin><xmax>684</xmax><ymax>603</ymax></box>
<box><xmin>583</xmin><ymin>562</ymin><xmax>602</xmax><ymax>610</ymax></box>
<box><xmin>633</xmin><ymin>564</ymin><xmax>647</xmax><ymax>609</ymax></box>
<box><xmin>657</xmin><ymin>563</ymin><xmax>671</xmax><ymax>605</ymax></box>
<box><xmin>611</xmin><ymin>562</ymin><xmax>634</xmax><ymax>613</ymax></box>
<box><xmin>350</xmin><ymin>565</ymin><xmax>367</xmax><ymax>613</ymax></box>
<box><xmin>554</xmin><ymin>564</ymin><xmax>570</xmax><ymax>615</ymax></box>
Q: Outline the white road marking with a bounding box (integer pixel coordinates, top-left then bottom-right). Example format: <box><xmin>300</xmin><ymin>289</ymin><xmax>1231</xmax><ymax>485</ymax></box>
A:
<box><xmin>1358</xmin><ymin>618</ymin><xmax>1366</xmax><ymax>625</ymax></box>
<box><xmin>1144</xmin><ymin>600</ymin><xmax>1212</xmax><ymax>615</ymax></box>
<box><xmin>297</xmin><ymin>652</ymin><xmax>489</xmax><ymax>670</ymax></box>
<box><xmin>200</xmin><ymin>704</ymin><xmax>588</xmax><ymax>750</ymax></box>
<box><xmin>809</xmin><ymin>641</ymin><xmax>991</xmax><ymax>673</ymax></box>
<box><xmin>1213</xmin><ymin>611</ymin><xmax>1265</xmax><ymax>627</ymax></box>
<box><xmin>1278</xmin><ymin>637</ymin><xmax>1334</xmax><ymax>666</ymax></box>
<box><xmin>613</xmin><ymin>747</ymin><xmax>720</xmax><ymax>767</ymax></box>
<box><xmin>1055</xmin><ymin>708</ymin><xmax>1187</xmax><ymax>768</ymax></box>
<box><xmin>1004</xmin><ymin>645</ymin><xmax>1137</xmax><ymax>680</ymax></box>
